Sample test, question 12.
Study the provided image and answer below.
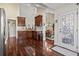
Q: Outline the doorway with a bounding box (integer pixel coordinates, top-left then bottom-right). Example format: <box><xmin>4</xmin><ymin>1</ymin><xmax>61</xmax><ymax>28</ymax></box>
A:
<box><xmin>52</xmin><ymin>5</ymin><xmax>78</xmax><ymax>56</ymax></box>
<box><xmin>6</xmin><ymin>19</ymin><xmax>16</xmax><ymax>56</ymax></box>
<box><xmin>45</xmin><ymin>13</ymin><xmax>55</xmax><ymax>48</ymax></box>
<box><xmin>57</xmin><ymin>10</ymin><xmax>78</xmax><ymax>52</ymax></box>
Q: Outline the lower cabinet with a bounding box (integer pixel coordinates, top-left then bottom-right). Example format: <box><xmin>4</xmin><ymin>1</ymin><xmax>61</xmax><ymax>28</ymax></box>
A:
<box><xmin>18</xmin><ymin>31</ymin><xmax>27</xmax><ymax>46</ymax></box>
<box><xmin>18</xmin><ymin>31</ymin><xmax>43</xmax><ymax>56</ymax></box>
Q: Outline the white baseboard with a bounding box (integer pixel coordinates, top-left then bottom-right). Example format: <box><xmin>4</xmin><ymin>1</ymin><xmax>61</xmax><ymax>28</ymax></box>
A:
<box><xmin>51</xmin><ymin>46</ymin><xmax>77</xmax><ymax>56</ymax></box>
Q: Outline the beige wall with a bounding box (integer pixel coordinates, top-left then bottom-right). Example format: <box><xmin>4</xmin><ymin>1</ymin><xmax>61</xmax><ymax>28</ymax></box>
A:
<box><xmin>0</xmin><ymin>3</ymin><xmax>20</xmax><ymax>20</ymax></box>
<box><xmin>0</xmin><ymin>3</ymin><xmax>20</xmax><ymax>43</ymax></box>
<box><xmin>20</xmin><ymin>4</ymin><xmax>36</xmax><ymax>27</ymax></box>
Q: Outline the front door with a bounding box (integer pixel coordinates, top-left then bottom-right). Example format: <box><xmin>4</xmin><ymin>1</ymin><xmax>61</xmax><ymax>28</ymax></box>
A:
<box><xmin>58</xmin><ymin>9</ymin><xmax>78</xmax><ymax>52</ymax></box>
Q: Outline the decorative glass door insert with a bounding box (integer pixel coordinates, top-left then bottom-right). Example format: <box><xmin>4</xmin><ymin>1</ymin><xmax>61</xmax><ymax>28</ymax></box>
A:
<box><xmin>58</xmin><ymin>9</ymin><xmax>78</xmax><ymax>52</ymax></box>
<box><xmin>61</xmin><ymin>14</ymin><xmax>74</xmax><ymax>45</ymax></box>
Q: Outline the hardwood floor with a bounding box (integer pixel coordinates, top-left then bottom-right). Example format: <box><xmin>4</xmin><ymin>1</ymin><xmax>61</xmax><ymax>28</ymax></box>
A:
<box><xmin>6</xmin><ymin>38</ymin><xmax>63</xmax><ymax>56</ymax></box>
<box><xmin>5</xmin><ymin>37</ymin><xmax>17</xmax><ymax>56</ymax></box>
<box><xmin>44</xmin><ymin>39</ymin><xmax>63</xmax><ymax>56</ymax></box>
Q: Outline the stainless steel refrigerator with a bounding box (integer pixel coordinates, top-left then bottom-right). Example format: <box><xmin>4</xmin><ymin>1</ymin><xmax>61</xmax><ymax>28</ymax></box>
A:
<box><xmin>0</xmin><ymin>8</ymin><xmax>6</xmax><ymax>56</ymax></box>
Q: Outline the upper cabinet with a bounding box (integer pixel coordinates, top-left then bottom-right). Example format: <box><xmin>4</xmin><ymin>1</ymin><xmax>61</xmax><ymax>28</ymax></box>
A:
<box><xmin>35</xmin><ymin>15</ymin><xmax>42</xmax><ymax>26</ymax></box>
<box><xmin>17</xmin><ymin>17</ymin><xmax>25</xmax><ymax>26</ymax></box>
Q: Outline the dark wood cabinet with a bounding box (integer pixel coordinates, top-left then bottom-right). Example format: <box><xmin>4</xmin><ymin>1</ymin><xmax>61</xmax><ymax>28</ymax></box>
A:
<box><xmin>26</xmin><ymin>31</ymin><xmax>33</xmax><ymax>46</ymax></box>
<box><xmin>32</xmin><ymin>31</ymin><xmax>43</xmax><ymax>56</ymax></box>
<box><xmin>26</xmin><ymin>31</ymin><xmax>33</xmax><ymax>39</ymax></box>
<box><xmin>17</xmin><ymin>31</ymin><xmax>43</xmax><ymax>56</ymax></box>
<box><xmin>32</xmin><ymin>31</ymin><xmax>38</xmax><ymax>40</ymax></box>
<box><xmin>33</xmin><ymin>31</ymin><xmax>43</xmax><ymax>40</ymax></box>
<box><xmin>18</xmin><ymin>31</ymin><xmax>27</xmax><ymax>46</ymax></box>
<box><xmin>17</xmin><ymin>17</ymin><xmax>25</xmax><ymax>26</ymax></box>
<box><xmin>18</xmin><ymin>31</ymin><xmax>34</xmax><ymax>47</ymax></box>
<box><xmin>35</xmin><ymin>15</ymin><xmax>42</xmax><ymax>26</ymax></box>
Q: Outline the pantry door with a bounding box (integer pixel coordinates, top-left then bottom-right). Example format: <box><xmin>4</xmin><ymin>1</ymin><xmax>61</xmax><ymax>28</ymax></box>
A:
<box><xmin>58</xmin><ymin>9</ymin><xmax>78</xmax><ymax>52</ymax></box>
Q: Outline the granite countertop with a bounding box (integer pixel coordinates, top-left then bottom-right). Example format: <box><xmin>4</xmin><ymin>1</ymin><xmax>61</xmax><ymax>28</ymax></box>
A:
<box><xmin>17</xmin><ymin>26</ymin><xmax>43</xmax><ymax>31</ymax></box>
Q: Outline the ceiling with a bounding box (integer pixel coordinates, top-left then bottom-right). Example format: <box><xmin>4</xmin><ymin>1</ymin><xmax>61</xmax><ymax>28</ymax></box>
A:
<box><xmin>32</xmin><ymin>3</ymin><xmax>76</xmax><ymax>10</ymax></box>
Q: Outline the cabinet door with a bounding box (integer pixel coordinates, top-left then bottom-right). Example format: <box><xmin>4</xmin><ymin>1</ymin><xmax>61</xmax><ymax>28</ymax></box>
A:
<box><xmin>35</xmin><ymin>15</ymin><xmax>42</xmax><ymax>26</ymax></box>
<box><xmin>18</xmin><ymin>31</ymin><xmax>26</xmax><ymax>45</ymax></box>
<box><xmin>17</xmin><ymin>17</ymin><xmax>25</xmax><ymax>26</ymax></box>
<box><xmin>32</xmin><ymin>31</ymin><xmax>38</xmax><ymax>40</ymax></box>
<box><xmin>26</xmin><ymin>31</ymin><xmax>33</xmax><ymax>39</ymax></box>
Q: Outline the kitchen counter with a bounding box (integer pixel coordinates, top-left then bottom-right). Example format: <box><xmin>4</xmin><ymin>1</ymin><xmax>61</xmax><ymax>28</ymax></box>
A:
<box><xmin>17</xmin><ymin>26</ymin><xmax>43</xmax><ymax>31</ymax></box>
<box><xmin>17</xmin><ymin>28</ymin><xmax>42</xmax><ymax>31</ymax></box>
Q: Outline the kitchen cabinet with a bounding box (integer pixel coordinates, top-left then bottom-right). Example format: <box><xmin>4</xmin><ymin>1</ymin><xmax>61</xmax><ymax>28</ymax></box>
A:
<box><xmin>26</xmin><ymin>31</ymin><xmax>33</xmax><ymax>39</ymax></box>
<box><xmin>32</xmin><ymin>31</ymin><xmax>43</xmax><ymax>40</ymax></box>
<box><xmin>17</xmin><ymin>17</ymin><xmax>25</xmax><ymax>26</ymax></box>
<box><xmin>35</xmin><ymin>15</ymin><xmax>42</xmax><ymax>26</ymax></box>
<box><xmin>17</xmin><ymin>31</ymin><xmax>43</xmax><ymax>55</ymax></box>
<box><xmin>33</xmin><ymin>31</ymin><xmax>43</xmax><ymax>56</ymax></box>
<box><xmin>18</xmin><ymin>31</ymin><xmax>27</xmax><ymax>46</ymax></box>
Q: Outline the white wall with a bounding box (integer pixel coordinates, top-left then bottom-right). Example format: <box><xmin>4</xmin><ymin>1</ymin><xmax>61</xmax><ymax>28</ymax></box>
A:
<box><xmin>36</xmin><ymin>7</ymin><xmax>45</xmax><ymax>15</ymax></box>
<box><xmin>19</xmin><ymin>4</ymin><xmax>50</xmax><ymax>29</ymax></box>
<box><xmin>20</xmin><ymin>4</ymin><xmax>36</xmax><ymax>27</ymax></box>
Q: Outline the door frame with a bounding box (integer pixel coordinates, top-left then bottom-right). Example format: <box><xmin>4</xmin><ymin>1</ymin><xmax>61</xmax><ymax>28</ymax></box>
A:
<box><xmin>8</xmin><ymin>19</ymin><xmax>16</xmax><ymax>38</ymax></box>
<box><xmin>6</xmin><ymin>19</ymin><xmax>16</xmax><ymax>55</ymax></box>
<box><xmin>57</xmin><ymin>9</ymin><xmax>78</xmax><ymax>52</ymax></box>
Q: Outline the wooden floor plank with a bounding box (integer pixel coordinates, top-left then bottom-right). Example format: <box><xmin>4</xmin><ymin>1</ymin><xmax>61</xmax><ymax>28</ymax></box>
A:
<box><xmin>6</xmin><ymin>38</ymin><xmax>63</xmax><ymax>56</ymax></box>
